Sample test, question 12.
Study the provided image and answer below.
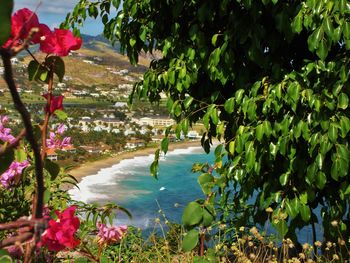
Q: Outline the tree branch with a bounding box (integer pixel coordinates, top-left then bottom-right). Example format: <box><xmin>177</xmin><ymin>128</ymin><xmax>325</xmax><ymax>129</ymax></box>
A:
<box><xmin>0</xmin><ymin>49</ymin><xmax>44</xmax><ymax>220</ymax></box>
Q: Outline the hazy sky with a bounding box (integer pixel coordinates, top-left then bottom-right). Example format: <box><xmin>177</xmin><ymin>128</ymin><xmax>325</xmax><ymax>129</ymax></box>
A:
<box><xmin>14</xmin><ymin>0</ymin><xmax>104</xmax><ymax>35</ymax></box>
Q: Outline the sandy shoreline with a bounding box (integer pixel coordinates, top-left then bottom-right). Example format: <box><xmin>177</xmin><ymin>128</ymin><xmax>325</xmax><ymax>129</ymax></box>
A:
<box><xmin>67</xmin><ymin>140</ymin><xmax>202</xmax><ymax>183</ymax></box>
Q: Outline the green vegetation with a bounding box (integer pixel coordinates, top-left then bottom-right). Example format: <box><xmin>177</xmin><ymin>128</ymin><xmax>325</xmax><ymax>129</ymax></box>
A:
<box><xmin>67</xmin><ymin>0</ymin><xmax>350</xmax><ymax>259</ymax></box>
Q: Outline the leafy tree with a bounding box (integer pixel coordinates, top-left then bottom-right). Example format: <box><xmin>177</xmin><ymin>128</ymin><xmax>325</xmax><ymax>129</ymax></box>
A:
<box><xmin>65</xmin><ymin>0</ymin><xmax>350</xmax><ymax>245</ymax></box>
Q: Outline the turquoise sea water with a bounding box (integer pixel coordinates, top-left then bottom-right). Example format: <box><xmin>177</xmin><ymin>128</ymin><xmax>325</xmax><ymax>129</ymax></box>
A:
<box><xmin>69</xmin><ymin>147</ymin><xmax>212</xmax><ymax>227</ymax></box>
<box><xmin>69</xmin><ymin>146</ymin><xmax>323</xmax><ymax>243</ymax></box>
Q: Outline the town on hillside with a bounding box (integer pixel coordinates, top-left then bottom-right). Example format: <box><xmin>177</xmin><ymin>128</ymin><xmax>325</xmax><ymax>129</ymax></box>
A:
<box><xmin>0</xmin><ymin>35</ymin><xmax>203</xmax><ymax>166</ymax></box>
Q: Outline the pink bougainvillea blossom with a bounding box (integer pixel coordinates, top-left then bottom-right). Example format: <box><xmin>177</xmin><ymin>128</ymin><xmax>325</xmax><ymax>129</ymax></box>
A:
<box><xmin>40</xmin><ymin>206</ymin><xmax>80</xmax><ymax>251</ymax></box>
<box><xmin>2</xmin><ymin>8</ymin><xmax>44</xmax><ymax>48</ymax></box>
<box><xmin>0</xmin><ymin>116</ymin><xmax>16</xmax><ymax>143</ymax></box>
<box><xmin>96</xmin><ymin>222</ymin><xmax>127</xmax><ymax>245</ymax></box>
<box><xmin>0</xmin><ymin>160</ymin><xmax>30</xmax><ymax>188</ymax></box>
<box><xmin>42</xmin><ymin>94</ymin><xmax>64</xmax><ymax>115</ymax></box>
<box><xmin>46</xmin><ymin>130</ymin><xmax>71</xmax><ymax>150</ymax></box>
<box><xmin>39</xmin><ymin>28</ymin><xmax>82</xmax><ymax>56</ymax></box>
<box><xmin>56</xmin><ymin>123</ymin><xmax>67</xmax><ymax>135</ymax></box>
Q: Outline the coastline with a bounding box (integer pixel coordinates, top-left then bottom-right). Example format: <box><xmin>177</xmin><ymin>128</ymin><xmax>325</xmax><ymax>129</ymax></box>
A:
<box><xmin>67</xmin><ymin>140</ymin><xmax>202</xmax><ymax>184</ymax></box>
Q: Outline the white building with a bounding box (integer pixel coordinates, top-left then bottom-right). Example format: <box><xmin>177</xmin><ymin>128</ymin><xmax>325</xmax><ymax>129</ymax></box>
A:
<box><xmin>138</xmin><ymin>117</ymin><xmax>175</xmax><ymax>127</ymax></box>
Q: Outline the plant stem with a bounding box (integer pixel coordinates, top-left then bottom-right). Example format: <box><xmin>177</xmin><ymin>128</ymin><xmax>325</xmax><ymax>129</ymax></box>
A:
<box><xmin>199</xmin><ymin>232</ymin><xmax>205</xmax><ymax>256</ymax></box>
<box><xmin>1</xmin><ymin>49</ymin><xmax>45</xmax><ymax>262</ymax></box>
<box><xmin>0</xmin><ymin>49</ymin><xmax>44</xmax><ymax>219</ymax></box>
<box><xmin>41</xmin><ymin>69</ymin><xmax>54</xmax><ymax>160</ymax></box>
<box><xmin>311</xmin><ymin>218</ymin><xmax>317</xmax><ymax>259</ymax></box>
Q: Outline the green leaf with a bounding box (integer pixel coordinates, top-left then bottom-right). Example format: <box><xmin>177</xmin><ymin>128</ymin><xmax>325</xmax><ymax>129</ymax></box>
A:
<box><xmin>182</xmin><ymin>229</ymin><xmax>199</xmax><ymax>251</ymax></box>
<box><xmin>328</xmin><ymin>123</ymin><xmax>338</xmax><ymax>143</ymax></box>
<box><xmin>340</xmin><ymin>116</ymin><xmax>350</xmax><ymax>138</ymax></box>
<box><xmin>182</xmin><ymin>119</ymin><xmax>189</xmax><ymax>134</ymax></box>
<box><xmin>198</xmin><ymin>173</ymin><xmax>214</xmax><ymax>194</ymax></box>
<box><xmin>287</xmin><ymin>82</ymin><xmax>300</xmax><ymax>103</ymax></box>
<box><xmin>235</xmin><ymin>89</ymin><xmax>244</xmax><ymax>105</ymax></box>
<box><xmin>0</xmin><ymin>150</ymin><xmax>14</xmax><ymax>175</ymax></box>
<box><xmin>54</xmin><ymin>110</ymin><xmax>67</xmax><ymax>120</ymax></box>
<box><xmin>224</xmin><ymin>98</ymin><xmax>235</xmax><ymax>114</ymax></box>
<box><xmin>43</xmin><ymin>189</ymin><xmax>51</xmax><ymax>204</ymax></box>
<box><xmin>228</xmin><ymin>141</ymin><xmax>235</xmax><ymax>155</ymax></box>
<box><xmin>245</xmin><ymin>141</ymin><xmax>255</xmax><ymax>171</ymax></box>
<box><xmin>40</xmin><ymin>70</ymin><xmax>49</xmax><ymax>82</ymax></box>
<box><xmin>323</xmin><ymin>17</ymin><xmax>334</xmax><ymax>39</ymax></box>
<box><xmin>0</xmin><ymin>255</ymin><xmax>13</xmax><ymax>263</ymax></box>
<box><xmin>285</xmin><ymin>198</ymin><xmax>299</xmax><ymax>219</ymax></box>
<box><xmin>182</xmin><ymin>201</ymin><xmax>203</xmax><ymax>227</ymax></box>
<box><xmin>202</xmin><ymin>205</ymin><xmax>215</xmax><ymax>227</ymax></box>
<box><xmin>331</xmin><ymin>158</ymin><xmax>340</xmax><ymax>181</ymax></box>
<box><xmin>184</xmin><ymin>96</ymin><xmax>194</xmax><ymax>109</ymax></box>
<box><xmin>28</xmin><ymin>60</ymin><xmax>41</xmax><ymax>81</ymax></box>
<box><xmin>112</xmin><ymin>0</ymin><xmax>121</xmax><ymax>8</ymax></box>
<box><xmin>161</xmin><ymin>138</ymin><xmax>169</xmax><ymax>154</ymax></box>
<box><xmin>45</xmin><ymin>159</ymin><xmax>60</xmax><ymax>180</ymax></box>
<box><xmin>300</xmin><ymin>205</ymin><xmax>311</xmax><ymax>222</ymax></box>
<box><xmin>291</xmin><ymin>12</ymin><xmax>303</xmax><ymax>33</ymax></box>
<box><xmin>210</xmin><ymin>107</ymin><xmax>219</xmax><ymax>125</ymax></box>
<box><xmin>208</xmin><ymin>48</ymin><xmax>221</xmax><ymax>67</ymax></box>
<box><xmin>315</xmin><ymin>171</ymin><xmax>327</xmax><ymax>189</ymax></box>
<box><xmin>256</xmin><ymin>124</ymin><xmax>264</xmax><ymax>142</ymax></box>
<box><xmin>0</xmin><ymin>249</ymin><xmax>9</xmax><ymax>257</ymax></box>
<box><xmin>337</xmin><ymin>93</ymin><xmax>349</xmax><ymax>109</ymax></box>
<box><xmin>274</xmin><ymin>219</ymin><xmax>288</xmax><ymax>237</ymax></box>
<box><xmin>150</xmin><ymin>160</ymin><xmax>158</xmax><ymax>179</ymax></box>
<box><xmin>316</xmin><ymin>39</ymin><xmax>328</xmax><ymax>60</ymax></box>
<box><xmin>279</xmin><ymin>172</ymin><xmax>290</xmax><ymax>186</ymax></box>
<box><xmin>14</xmin><ymin>149</ymin><xmax>27</xmax><ymax>162</ymax></box>
<box><xmin>308</xmin><ymin>27</ymin><xmax>323</xmax><ymax>51</ymax></box>
<box><xmin>211</xmin><ymin>34</ymin><xmax>219</xmax><ymax>46</ymax></box>
<box><xmin>344</xmin><ymin>22</ymin><xmax>350</xmax><ymax>40</ymax></box>
<box><xmin>344</xmin><ymin>185</ymin><xmax>350</xmax><ymax>196</ymax></box>
<box><xmin>129</xmin><ymin>38</ymin><xmax>136</xmax><ymax>47</ymax></box>
<box><xmin>0</xmin><ymin>0</ymin><xmax>13</xmax><ymax>46</ymax></box>
<box><xmin>45</xmin><ymin>56</ymin><xmax>65</xmax><ymax>82</ymax></box>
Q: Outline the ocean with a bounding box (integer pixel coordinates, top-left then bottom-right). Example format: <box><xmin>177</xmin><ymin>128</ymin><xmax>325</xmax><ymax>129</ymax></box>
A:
<box><xmin>69</xmin><ymin>146</ymin><xmax>210</xmax><ymax>228</ymax></box>
<box><xmin>69</xmin><ymin>146</ymin><xmax>322</xmax><ymax>243</ymax></box>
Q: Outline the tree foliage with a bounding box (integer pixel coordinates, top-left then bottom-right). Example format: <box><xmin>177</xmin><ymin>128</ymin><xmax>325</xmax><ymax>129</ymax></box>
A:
<box><xmin>65</xmin><ymin>0</ymin><xmax>350</xmax><ymax>244</ymax></box>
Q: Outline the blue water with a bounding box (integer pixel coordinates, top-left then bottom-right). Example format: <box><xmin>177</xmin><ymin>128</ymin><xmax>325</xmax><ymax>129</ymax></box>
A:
<box><xmin>69</xmin><ymin>147</ymin><xmax>212</xmax><ymax>227</ymax></box>
<box><xmin>69</xmin><ymin>146</ymin><xmax>323</xmax><ymax>243</ymax></box>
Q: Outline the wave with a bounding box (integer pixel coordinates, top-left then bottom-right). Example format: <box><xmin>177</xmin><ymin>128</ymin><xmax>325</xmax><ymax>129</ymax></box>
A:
<box><xmin>69</xmin><ymin>146</ymin><xmax>203</xmax><ymax>203</ymax></box>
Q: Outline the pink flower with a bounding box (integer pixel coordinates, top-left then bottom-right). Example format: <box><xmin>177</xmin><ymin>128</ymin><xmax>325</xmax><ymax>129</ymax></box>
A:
<box><xmin>56</xmin><ymin>124</ymin><xmax>66</xmax><ymax>135</ymax></box>
<box><xmin>2</xmin><ymin>8</ymin><xmax>44</xmax><ymax>48</ymax></box>
<box><xmin>39</xmin><ymin>28</ymin><xmax>82</xmax><ymax>56</ymax></box>
<box><xmin>42</xmin><ymin>94</ymin><xmax>64</xmax><ymax>115</ymax></box>
<box><xmin>40</xmin><ymin>206</ymin><xmax>80</xmax><ymax>251</ymax></box>
<box><xmin>0</xmin><ymin>160</ymin><xmax>30</xmax><ymax>188</ymax></box>
<box><xmin>96</xmin><ymin>222</ymin><xmax>127</xmax><ymax>245</ymax></box>
<box><xmin>46</xmin><ymin>131</ymin><xmax>71</xmax><ymax>150</ymax></box>
<box><xmin>0</xmin><ymin>116</ymin><xmax>16</xmax><ymax>143</ymax></box>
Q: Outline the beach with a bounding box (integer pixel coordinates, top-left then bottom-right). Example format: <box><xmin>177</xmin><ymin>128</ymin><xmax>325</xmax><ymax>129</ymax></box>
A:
<box><xmin>68</xmin><ymin>140</ymin><xmax>202</xmax><ymax>183</ymax></box>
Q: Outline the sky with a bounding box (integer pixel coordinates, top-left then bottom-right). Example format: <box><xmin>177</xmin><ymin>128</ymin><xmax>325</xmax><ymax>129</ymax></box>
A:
<box><xmin>14</xmin><ymin>0</ymin><xmax>104</xmax><ymax>36</ymax></box>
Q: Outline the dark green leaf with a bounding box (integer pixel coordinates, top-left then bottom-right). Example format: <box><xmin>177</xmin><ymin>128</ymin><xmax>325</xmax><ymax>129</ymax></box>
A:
<box><xmin>161</xmin><ymin>138</ymin><xmax>169</xmax><ymax>154</ymax></box>
<box><xmin>224</xmin><ymin>98</ymin><xmax>235</xmax><ymax>114</ymax></box>
<box><xmin>182</xmin><ymin>229</ymin><xmax>199</xmax><ymax>251</ymax></box>
<box><xmin>182</xmin><ymin>201</ymin><xmax>203</xmax><ymax>227</ymax></box>
<box><xmin>0</xmin><ymin>0</ymin><xmax>13</xmax><ymax>46</ymax></box>
<box><xmin>198</xmin><ymin>173</ymin><xmax>214</xmax><ymax>194</ymax></box>
<box><xmin>45</xmin><ymin>159</ymin><xmax>60</xmax><ymax>180</ymax></box>
<box><xmin>337</xmin><ymin>93</ymin><xmax>349</xmax><ymax>109</ymax></box>
<box><xmin>315</xmin><ymin>171</ymin><xmax>326</xmax><ymax>189</ymax></box>
<box><xmin>328</xmin><ymin>123</ymin><xmax>338</xmax><ymax>143</ymax></box>
<box><xmin>300</xmin><ymin>205</ymin><xmax>311</xmax><ymax>222</ymax></box>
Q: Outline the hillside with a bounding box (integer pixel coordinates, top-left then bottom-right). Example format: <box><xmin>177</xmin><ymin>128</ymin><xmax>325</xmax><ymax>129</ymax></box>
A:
<box><xmin>0</xmin><ymin>35</ymin><xmax>151</xmax><ymax>105</ymax></box>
